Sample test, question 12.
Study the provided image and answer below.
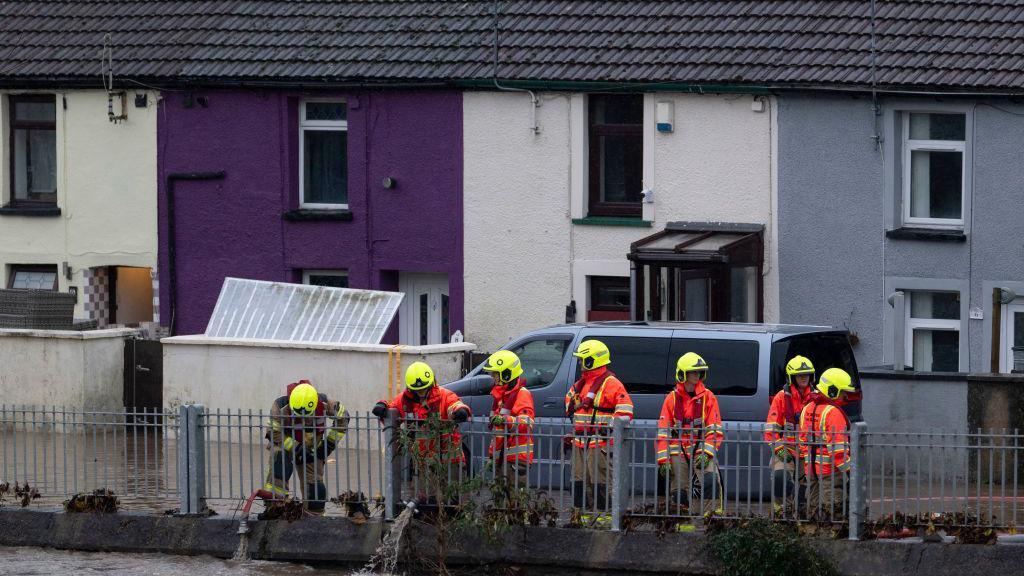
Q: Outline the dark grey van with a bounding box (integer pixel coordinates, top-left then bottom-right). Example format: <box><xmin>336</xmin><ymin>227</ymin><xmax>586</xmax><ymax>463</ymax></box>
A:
<box><xmin>446</xmin><ymin>320</ymin><xmax>860</xmax><ymax>423</ymax></box>
<box><xmin>445</xmin><ymin>321</ymin><xmax>860</xmax><ymax>495</ymax></box>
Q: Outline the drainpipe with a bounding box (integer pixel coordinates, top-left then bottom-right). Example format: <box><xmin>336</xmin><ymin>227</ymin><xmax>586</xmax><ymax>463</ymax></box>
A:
<box><xmin>165</xmin><ymin>171</ymin><xmax>226</xmax><ymax>335</ymax></box>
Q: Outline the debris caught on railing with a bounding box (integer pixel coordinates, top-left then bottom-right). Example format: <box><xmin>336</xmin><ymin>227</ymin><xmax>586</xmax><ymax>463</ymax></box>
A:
<box><xmin>257</xmin><ymin>497</ymin><xmax>305</xmax><ymax>522</ymax></box>
<box><xmin>0</xmin><ymin>482</ymin><xmax>41</xmax><ymax>508</ymax></box>
<box><xmin>331</xmin><ymin>490</ymin><xmax>371</xmax><ymax>523</ymax></box>
<box><xmin>64</xmin><ymin>489</ymin><xmax>119</xmax><ymax>513</ymax></box>
<box><xmin>864</xmin><ymin>511</ymin><xmax>999</xmax><ymax>544</ymax></box>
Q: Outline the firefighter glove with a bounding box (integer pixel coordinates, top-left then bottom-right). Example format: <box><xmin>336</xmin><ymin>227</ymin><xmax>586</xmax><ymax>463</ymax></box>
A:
<box><xmin>659</xmin><ymin>462</ymin><xmax>672</xmax><ymax>477</ymax></box>
<box><xmin>489</xmin><ymin>414</ymin><xmax>506</xmax><ymax>428</ymax></box>
<box><xmin>694</xmin><ymin>453</ymin><xmax>711</xmax><ymax>469</ymax></box>
<box><xmin>774</xmin><ymin>447</ymin><xmax>793</xmax><ymax>463</ymax></box>
<box><xmin>452</xmin><ymin>407</ymin><xmax>470</xmax><ymax>424</ymax></box>
<box><xmin>371</xmin><ymin>401</ymin><xmax>388</xmax><ymax>419</ymax></box>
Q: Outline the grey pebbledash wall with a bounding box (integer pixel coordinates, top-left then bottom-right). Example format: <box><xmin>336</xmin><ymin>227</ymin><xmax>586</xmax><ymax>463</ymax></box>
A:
<box><xmin>777</xmin><ymin>94</ymin><xmax>1024</xmax><ymax>372</ymax></box>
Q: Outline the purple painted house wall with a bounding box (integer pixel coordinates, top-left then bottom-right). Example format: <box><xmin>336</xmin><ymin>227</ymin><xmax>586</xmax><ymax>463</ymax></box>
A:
<box><xmin>157</xmin><ymin>89</ymin><xmax>463</xmax><ymax>340</ymax></box>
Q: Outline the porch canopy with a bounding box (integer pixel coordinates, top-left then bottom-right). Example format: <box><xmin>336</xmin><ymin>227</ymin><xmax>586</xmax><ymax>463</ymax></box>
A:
<box><xmin>628</xmin><ymin>222</ymin><xmax>764</xmax><ymax>322</ymax></box>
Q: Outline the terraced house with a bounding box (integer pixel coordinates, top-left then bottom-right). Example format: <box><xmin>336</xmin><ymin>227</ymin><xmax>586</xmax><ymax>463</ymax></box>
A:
<box><xmin>2</xmin><ymin>0</ymin><xmax>1024</xmax><ymax>379</ymax></box>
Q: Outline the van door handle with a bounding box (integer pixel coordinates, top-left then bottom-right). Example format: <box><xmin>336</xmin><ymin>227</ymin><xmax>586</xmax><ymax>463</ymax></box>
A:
<box><xmin>543</xmin><ymin>396</ymin><xmax>562</xmax><ymax>408</ymax></box>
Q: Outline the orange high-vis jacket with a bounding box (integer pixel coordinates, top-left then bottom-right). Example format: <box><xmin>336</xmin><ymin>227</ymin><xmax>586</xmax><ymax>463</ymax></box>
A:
<box><xmin>382</xmin><ymin>386</ymin><xmax>470</xmax><ymax>463</ymax></box>
<box><xmin>764</xmin><ymin>384</ymin><xmax>811</xmax><ymax>457</ymax></box>
<box><xmin>798</xmin><ymin>396</ymin><xmax>851</xmax><ymax>477</ymax></box>
<box><xmin>656</xmin><ymin>381</ymin><xmax>723</xmax><ymax>465</ymax></box>
<box><xmin>488</xmin><ymin>377</ymin><xmax>535</xmax><ymax>463</ymax></box>
<box><xmin>564</xmin><ymin>366</ymin><xmax>633</xmax><ymax>449</ymax></box>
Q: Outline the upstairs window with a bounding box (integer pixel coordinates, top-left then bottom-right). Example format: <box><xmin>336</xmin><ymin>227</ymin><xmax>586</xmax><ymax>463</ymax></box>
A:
<box><xmin>9</xmin><ymin>95</ymin><xmax>57</xmax><ymax>206</ymax></box>
<box><xmin>588</xmin><ymin>94</ymin><xmax>643</xmax><ymax>217</ymax></box>
<box><xmin>299</xmin><ymin>101</ymin><xmax>347</xmax><ymax>208</ymax></box>
<box><xmin>902</xmin><ymin>113</ymin><xmax>965</xmax><ymax>227</ymax></box>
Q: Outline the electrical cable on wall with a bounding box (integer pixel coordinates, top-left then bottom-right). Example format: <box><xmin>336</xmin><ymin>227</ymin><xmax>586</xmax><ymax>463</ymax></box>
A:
<box><xmin>100</xmin><ymin>33</ymin><xmax>127</xmax><ymax>123</ymax></box>
<box><xmin>492</xmin><ymin>0</ymin><xmax>540</xmax><ymax>134</ymax></box>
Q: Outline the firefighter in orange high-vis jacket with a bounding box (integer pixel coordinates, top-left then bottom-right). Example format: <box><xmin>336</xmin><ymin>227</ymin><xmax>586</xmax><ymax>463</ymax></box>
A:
<box><xmin>565</xmin><ymin>339</ymin><xmax>633</xmax><ymax>513</ymax></box>
<box><xmin>764</xmin><ymin>356</ymin><xmax>816</xmax><ymax>507</ymax></box>
<box><xmin>798</xmin><ymin>367</ymin><xmax>854</xmax><ymax>519</ymax></box>
<box><xmin>656</xmin><ymin>352</ymin><xmax>724</xmax><ymax>514</ymax></box>
<box><xmin>372</xmin><ymin>362</ymin><xmax>471</xmax><ymax>503</ymax></box>
<box><xmin>482</xmin><ymin>350</ymin><xmax>535</xmax><ymax>490</ymax></box>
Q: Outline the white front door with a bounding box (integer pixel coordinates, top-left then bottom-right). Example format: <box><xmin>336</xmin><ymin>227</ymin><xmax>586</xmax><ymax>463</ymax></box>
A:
<box><xmin>1000</xmin><ymin>303</ymin><xmax>1024</xmax><ymax>372</ymax></box>
<box><xmin>398</xmin><ymin>273</ymin><xmax>450</xmax><ymax>345</ymax></box>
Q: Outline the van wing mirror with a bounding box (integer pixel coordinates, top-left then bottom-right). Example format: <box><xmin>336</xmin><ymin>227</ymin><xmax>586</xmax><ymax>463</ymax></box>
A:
<box><xmin>469</xmin><ymin>374</ymin><xmax>493</xmax><ymax>396</ymax></box>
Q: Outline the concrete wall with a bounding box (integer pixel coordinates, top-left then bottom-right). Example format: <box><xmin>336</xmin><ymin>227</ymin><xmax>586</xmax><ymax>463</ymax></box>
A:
<box><xmin>778</xmin><ymin>95</ymin><xmax>1024</xmax><ymax>372</ymax></box>
<box><xmin>161</xmin><ymin>335</ymin><xmax>475</xmax><ymax>412</ymax></box>
<box><xmin>464</xmin><ymin>91</ymin><xmax>777</xmax><ymax>352</ymax></box>
<box><xmin>0</xmin><ymin>328</ymin><xmax>135</xmax><ymax>409</ymax></box>
<box><xmin>860</xmin><ymin>369</ymin><xmax>968</xmax><ymax>432</ymax></box>
<box><xmin>157</xmin><ymin>89</ymin><xmax>463</xmax><ymax>339</ymax></box>
<box><xmin>0</xmin><ymin>90</ymin><xmax>159</xmax><ymax>319</ymax></box>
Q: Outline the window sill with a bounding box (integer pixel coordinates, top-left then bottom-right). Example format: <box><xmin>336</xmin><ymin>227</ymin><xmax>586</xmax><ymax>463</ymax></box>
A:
<box><xmin>283</xmin><ymin>209</ymin><xmax>353</xmax><ymax>222</ymax></box>
<box><xmin>572</xmin><ymin>216</ymin><xmax>651</xmax><ymax>228</ymax></box>
<box><xmin>886</xmin><ymin>227</ymin><xmax>966</xmax><ymax>242</ymax></box>
<box><xmin>0</xmin><ymin>205</ymin><xmax>61</xmax><ymax>217</ymax></box>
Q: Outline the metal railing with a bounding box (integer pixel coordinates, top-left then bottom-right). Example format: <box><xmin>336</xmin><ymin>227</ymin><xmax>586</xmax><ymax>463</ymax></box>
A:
<box><xmin>3</xmin><ymin>403</ymin><xmax>1024</xmax><ymax>539</ymax></box>
<box><xmin>0</xmin><ymin>405</ymin><xmax>179</xmax><ymax>511</ymax></box>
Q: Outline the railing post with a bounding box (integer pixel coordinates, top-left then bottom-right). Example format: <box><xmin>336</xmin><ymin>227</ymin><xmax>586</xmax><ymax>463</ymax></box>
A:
<box><xmin>611</xmin><ymin>417</ymin><xmax>631</xmax><ymax>532</ymax></box>
<box><xmin>384</xmin><ymin>409</ymin><xmax>401</xmax><ymax>521</ymax></box>
<box><xmin>848</xmin><ymin>421</ymin><xmax>867</xmax><ymax>540</ymax></box>
<box><xmin>176</xmin><ymin>404</ymin><xmax>207</xmax><ymax>515</ymax></box>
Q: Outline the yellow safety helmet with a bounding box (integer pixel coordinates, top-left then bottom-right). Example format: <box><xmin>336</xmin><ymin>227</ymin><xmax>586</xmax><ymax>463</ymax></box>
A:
<box><xmin>289</xmin><ymin>381</ymin><xmax>319</xmax><ymax>415</ymax></box>
<box><xmin>573</xmin><ymin>339</ymin><xmax>611</xmax><ymax>371</ymax></box>
<box><xmin>785</xmin><ymin>355</ymin><xmax>816</xmax><ymax>385</ymax></box>
<box><xmin>816</xmin><ymin>367</ymin><xmax>854</xmax><ymax>399</ymax></box>
<box><xmin>675</xmin><ymin>352</ymin><xmax>709</xmax><ymax>382</ymax></box>
<box><xmin>482</xmin><ymin>350</ymin><xmax>523</xmax><ymax>384</ymax></box>
<box><xmin>405</xmin><ymin>361</ymin><xmax>436</xmax><ymax>392</ymax></box>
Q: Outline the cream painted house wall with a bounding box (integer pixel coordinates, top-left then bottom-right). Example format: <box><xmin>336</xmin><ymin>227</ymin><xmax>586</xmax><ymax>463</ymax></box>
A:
<box><xmin>0</xmin><ymin>90</ymin><xmax>159</xmax><ymax>320</ymax></box>
<box><xmin>464</xmin><ymin>91</ymin><xmax>778</xmax><ymax>352</ymax></box>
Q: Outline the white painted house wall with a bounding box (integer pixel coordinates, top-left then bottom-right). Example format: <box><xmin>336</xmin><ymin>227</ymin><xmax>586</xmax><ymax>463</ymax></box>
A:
<box><xmin>0</xmin><ymin>90</ymin><xmax>159</xmax><ymax>320</ymax></box>
<box><xmin>464</xmin><ymin>91</ymin><xmax>778</xmax><ymax>352</ymax></box>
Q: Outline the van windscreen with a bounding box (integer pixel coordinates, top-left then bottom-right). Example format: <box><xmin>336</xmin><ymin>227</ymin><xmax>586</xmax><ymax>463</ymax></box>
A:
<box><xmin>573</xmin><ymin>336</ymin><xmax>673</xmax><ymax>395</ymax></box>
<box><xmin>669</xmin><ymin>338</ymin><xmax>760</xmax><ymax>396</ymax></box>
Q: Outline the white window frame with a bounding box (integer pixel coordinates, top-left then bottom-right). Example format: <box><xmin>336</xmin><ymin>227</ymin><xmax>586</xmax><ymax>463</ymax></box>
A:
<box><xmin>298</xmin><ymin>100</ymin><xmax>348</xmax><ymax>209</ymax></box>
<box><xmin>900</xmin><ymin>112</ymin><xmax>966</xmax><ymax>228</ymax></box>
<box><xmin>904</xmin><ymin>290</ymin><xmax>961</xmax><ymax>371</ymax></box>
<box><xmin>301</xmin><ymin>269</ymin><xmax>348</xmax><ymax>287</ymax></box>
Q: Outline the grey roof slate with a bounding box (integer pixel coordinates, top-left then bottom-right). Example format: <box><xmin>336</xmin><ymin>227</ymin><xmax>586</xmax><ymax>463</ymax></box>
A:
<box><xmin>1</xmin><ymin>1</ymin><xmax>1024</xmax><ymax>90</ymax></box>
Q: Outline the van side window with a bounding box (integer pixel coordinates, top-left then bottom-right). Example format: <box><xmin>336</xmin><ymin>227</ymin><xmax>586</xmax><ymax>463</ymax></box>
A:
<box><xmin>770</xmin><ymin>334</ymin><xmax>859</xmax><ymax>396</ymax></box>
<box><xmin>669</xmin><ymin>338</ymin><xmax>759</xmax><ymax>396</ymax></box>
<box><xmin>510</xmin><ymin>338</ymin><xmax>571</xmax><ymax>389</ymax></box>
<box><xmin>573</xmin><ymin>336</ymin><xmax>673</xmax><ymax>394</ymax></box>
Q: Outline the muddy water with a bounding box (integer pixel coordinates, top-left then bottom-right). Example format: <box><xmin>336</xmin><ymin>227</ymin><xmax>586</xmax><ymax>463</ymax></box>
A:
<box><xmin>0</xmin><ymin>546</ymin><xmax>357</xmax><ymax>575</ymax></box>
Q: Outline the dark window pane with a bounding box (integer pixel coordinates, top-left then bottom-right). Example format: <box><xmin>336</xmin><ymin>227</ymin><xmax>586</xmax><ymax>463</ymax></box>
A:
<box><xmin>729</xmin><ymin>267</ymin><xmax>757</xmax><ymax>322</ymax></box>
<box><xmin>419</xmin><ymin>293</ymin><xmax>428</xmax><ymax>345</ymax></box>
<box><xmin>13</xmin><ymin>128</ymin><xmax>57</xmax><ymax>200</ymax></box>
<box><xmin>511</xmin><ymin>338</ymin><xmax>570</xmax><ymax>389</ymax></box>
<box><xmin>910</xmin><ymin>292</ymin><xmax>959</xmax><ymax>320</ymax></box>
<box><xmin>1014</xmin><ymin>312</ymin><xmax>1024</xmax><ymax>348</ymax></box>
<box><xmin>599</xmin><ymin>133</ymin><xmax>643</xmax><ymax>203</ymax></box>
<box><xmin>684</xmin><ymin>278</ymin><xmax>709</xmax><ymax>321</ymax></box>
<box><xmin>305</xmin><ymin>102</ymin><xmax>346</xmax><ymax>122</ymax></box>
<box><xmin>909</xmin><ymin>150</ymin><xmax>962</xmax><ymax>220</ymax></box>
<box><xmin>13</xmin><ymin>101</ymin><xmax>55</xmax><ymax>123</ymax></box>
<box><xmin>303</xmin><ymin>130</ymin><xmax>347</xmax><ymax>204</ymax></box>
<box><xmin>912</xmin><ymin>329</ymin><xmax>959</xmax><ymax>372</ymax></box>
<box><xmin>306</xmin><ymin>273</ymin><xmax>348</xmax><ymax>288</ymax></box>
<box><xmin>591</xmin><ymin>276</ymin><xmax>630</xmax><ymax>311</ymax></box>
<box><xmin>574</xmin><ymin>336</ymin><xmax>673</xmax><ymax>395</ymax></box>
<box><xmin>909</xmin><ymin>113</ymin><xmax>965</xmax><ymax>141</ymax></box>
<box><xmin>441</xmin><ymin>294</ymin><xmax>450</xmax><ymax>344</ymax></box>
<box><xmin>590</xmin><ymin>94</ymin><xmax>643</xmax><ymax>124</ymax></box>
<box><xmin>670</xmin><ymin>338</ymin><xmax>759</xmax><ymax>396</ymax></box>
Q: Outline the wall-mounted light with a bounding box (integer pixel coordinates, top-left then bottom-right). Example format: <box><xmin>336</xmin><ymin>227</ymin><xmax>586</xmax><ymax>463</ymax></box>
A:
<box><xmin>998</xmin><ymin>288</ymin><xmax>1018</xmax><ymax>304</ymax></box>
<box><xmin>382</xmin><ymin>176</ymin><xmax>397</xmax><ymax>189</ymax></box>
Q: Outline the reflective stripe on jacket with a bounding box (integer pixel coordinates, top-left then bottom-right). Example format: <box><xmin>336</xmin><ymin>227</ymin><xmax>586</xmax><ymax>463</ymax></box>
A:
<box><xmin>798</xmin><ymin>397</ymin><xmax>850</xmax><ymax>477</ymax></box>
<box><xmin>764</xmin><ymin>384</ymin><xmax>811</xmax><ymax>456</ymax></box>
<box><xmin>656</xmin><ymin>380</ymin><xmax>723</xmax><ymax>465</ymax></box>
<box><xmin>564</xmin><ymin>367</ymin><xmax>633</xmax><ymax>448</ymax></box>
<box><xmin>489</xmin><ymin>377</ymin><xmax>535</xmax><ymax>463</ymax></box>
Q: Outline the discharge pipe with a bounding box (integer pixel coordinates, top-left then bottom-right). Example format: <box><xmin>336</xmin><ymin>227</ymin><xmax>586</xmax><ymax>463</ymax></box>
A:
<box><xmin>237</xmin><ymin>488</ymin><xmax>274</xmax><ymax>535</ymax></box>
